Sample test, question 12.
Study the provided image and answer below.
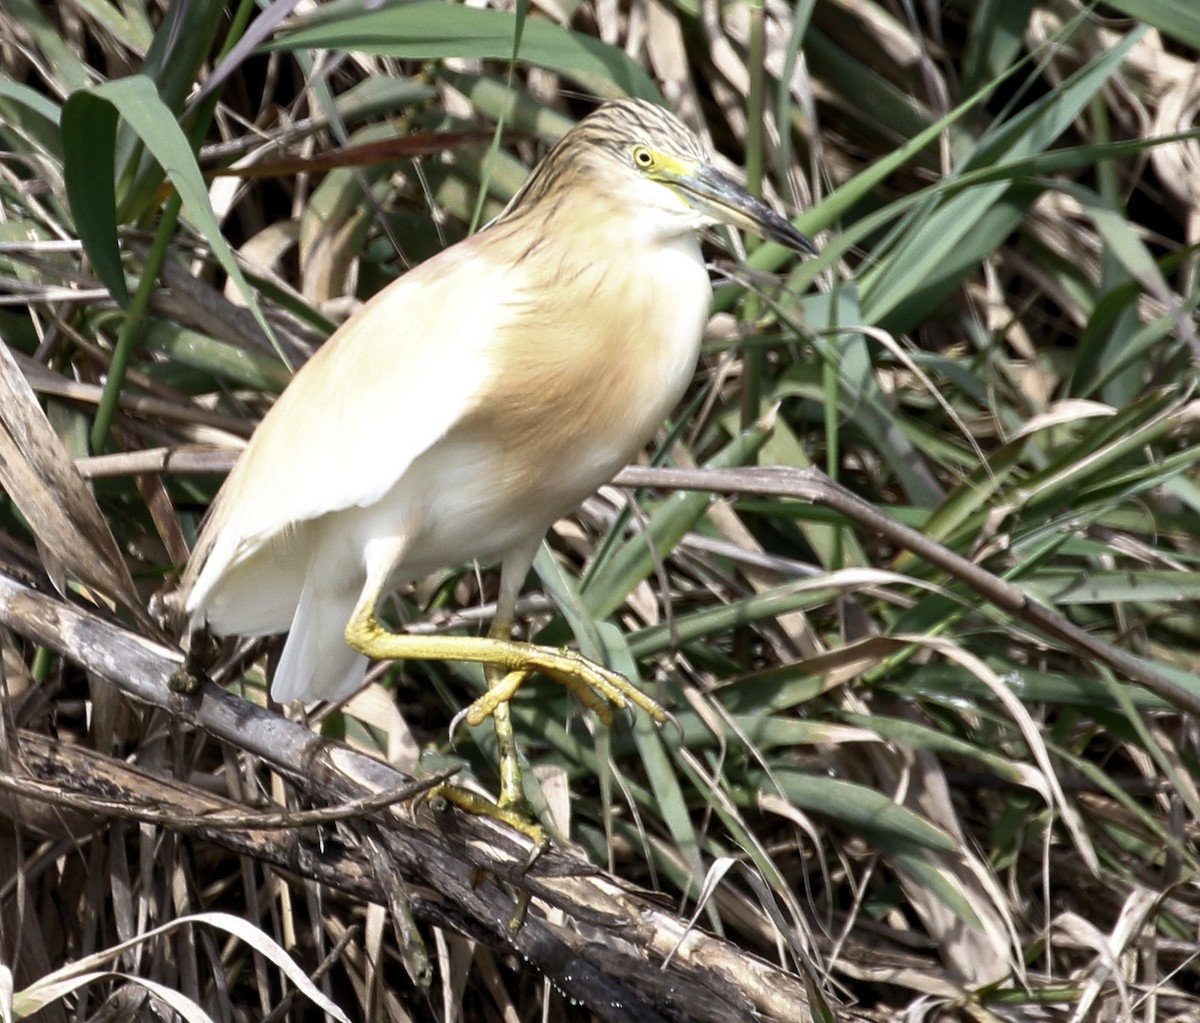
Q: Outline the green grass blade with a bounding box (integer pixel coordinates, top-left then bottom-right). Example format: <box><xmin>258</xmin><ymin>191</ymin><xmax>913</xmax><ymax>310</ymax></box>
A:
<box><xmin>271</xmin><ymin>3</ymin><xmax>660</xmax><ymax>101</ymax></box>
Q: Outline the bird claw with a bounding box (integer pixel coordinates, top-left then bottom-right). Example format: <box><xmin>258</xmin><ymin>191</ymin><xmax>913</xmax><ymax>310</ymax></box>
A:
<box><xmin>663</xmin><ymin>707</ymin><xmax>683</xmax><ymax>739</ymax></box>
<box><xmin>448</xmin><ymin>704</ymin><xmax>473</xmax><ymax>745</ymax></box>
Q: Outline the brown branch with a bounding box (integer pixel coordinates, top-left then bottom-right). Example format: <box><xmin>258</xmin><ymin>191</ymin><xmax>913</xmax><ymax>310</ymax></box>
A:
<box><xmin>0</xmin><ymin>574</ymin><xmax>841</xmax><ymax>1023</ymax></box>
<box><xmin>613</xmin><ymin>464</ymin><xmax>1200</xmax><ymax>717</ymax></box>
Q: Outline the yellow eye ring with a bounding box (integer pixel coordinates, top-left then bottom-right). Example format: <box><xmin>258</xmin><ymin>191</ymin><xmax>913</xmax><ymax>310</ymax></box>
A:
<box><xmin>632</xmin><ymin>145</ymin><xmax>655</xmax><ymax>169</ymax></box>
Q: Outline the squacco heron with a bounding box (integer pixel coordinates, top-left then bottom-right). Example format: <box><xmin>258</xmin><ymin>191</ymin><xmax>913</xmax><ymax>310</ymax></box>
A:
<box><xmin>182</xmin><ymin>98</ymin><xmax>815</xmax><ymax>826</ymax></box>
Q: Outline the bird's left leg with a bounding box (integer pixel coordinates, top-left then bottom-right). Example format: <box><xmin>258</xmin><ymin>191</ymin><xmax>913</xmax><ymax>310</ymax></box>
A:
<box><xmin>344</xmin><ymin>541</ymin><xmax>665</xmax><ymax>840</ymax></box>
<box><xmin>436</xmin><ymin>543</ymin><xmax>545</xmax><ymax>830</ymax></box>
<box><xmin>475</xmin><ymin>543</ymin><xmax>540</xmax><ymax>815</ymax></box>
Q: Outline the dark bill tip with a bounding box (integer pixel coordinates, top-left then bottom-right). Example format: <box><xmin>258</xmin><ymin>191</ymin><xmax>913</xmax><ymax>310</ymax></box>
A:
<box><xmin>758</xmin><ymin>211</ymin><xmax>819</xmax><ymax>258</ymax></box>
<box><xmin>684</xmin><ymin>164</ymin><xmax>819</xmax><ymax>258</ymax></box>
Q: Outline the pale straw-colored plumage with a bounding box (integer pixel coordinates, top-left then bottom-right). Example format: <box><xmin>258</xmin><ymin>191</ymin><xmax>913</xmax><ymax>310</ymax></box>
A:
<box><xmin>182</xmin><ymin>98</ymin><xmax>814</xmax><ymax>824</ymax></box>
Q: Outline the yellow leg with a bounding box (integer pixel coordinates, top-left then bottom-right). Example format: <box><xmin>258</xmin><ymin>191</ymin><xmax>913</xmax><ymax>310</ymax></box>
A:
<box><xmin>344</xmin><ymin>611</ymin><xmax>666</xmax><ymax>726</ymax></box>
<box><xmin>433</xmin><ymin>776</ymin><xmax>546</xmax><ymax>845</ymax></box>
<box><xmin>345</xmin><ymin>543</ymin><xmax>665</xmax><ymax>841</ymax></box>
<box><xmin>481</xmin><ymin>623</ymin><xmax>527</xmax><ymax>812</ymax></box>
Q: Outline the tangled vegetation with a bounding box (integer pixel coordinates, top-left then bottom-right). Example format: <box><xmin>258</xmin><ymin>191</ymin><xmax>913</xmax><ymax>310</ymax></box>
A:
<box><xmin>1</xmin><ymin>1</ymin><xmax>1199</xmax><ymax>1020</ymax></box>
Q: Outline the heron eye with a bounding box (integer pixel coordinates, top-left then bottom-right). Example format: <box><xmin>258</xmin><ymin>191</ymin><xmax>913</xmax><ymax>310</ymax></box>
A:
<box><xmin>632</xmin><ymin>145</ymin><xmax>655</xmax><ymax>169</ymax></box>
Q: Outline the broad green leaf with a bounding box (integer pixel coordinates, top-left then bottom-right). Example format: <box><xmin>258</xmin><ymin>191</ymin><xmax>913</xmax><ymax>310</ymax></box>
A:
<box><xmin>61</xmin><ymin>75</ymin><xmax>275</xmax><ymax>347</ymax></box>
<box><xmin>1041</xmin><ymin>570</ymin><xmax>1200</xmax><ymax>605</ymax></box>
<box><xmin>962</xmin><ymin>0</ymin><xmax>1038</xmax><ymax>95</ymax></box>
<box><xmin>1104</xmin><ymin>0</ymin><xmax>1200</xmax><ymax>49</ymax></box>
<box><xmin>763</xmin><ymin>769</ymin><xmax>959</xmax><ymax>853</ymax></box>
<box><xmin>877</xmin><ymin>841</ymin><xmax>988</xmax><ymax>932</ymax></box>
<box><xmin>61</xmin><ymin>94</ymin><xmax>126</xmax><ymax>306</ymax></box>
<box><xmin>858</xmin><ymin>27</ymin><xmax>1144</xmax><ymax>329</ymax></box>
<box><xmin>272</xmin><ymin>3</ymin><xmax>659</xmax><ymax>101</ymax></box>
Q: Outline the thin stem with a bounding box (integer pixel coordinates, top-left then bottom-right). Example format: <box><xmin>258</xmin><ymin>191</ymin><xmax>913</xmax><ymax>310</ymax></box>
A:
<box><xmin>739</xmin><ymin>0</ymin><xmax>767</xmax><ymax>436</ymax></box>
<box><xmin>90</xmin><ymin>191</ymin><xmax>181</xmax><ymax>452</ymax></box>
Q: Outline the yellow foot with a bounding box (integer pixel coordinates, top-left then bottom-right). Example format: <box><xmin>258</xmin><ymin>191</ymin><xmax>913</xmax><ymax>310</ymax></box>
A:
<box><xmin>459</xmin><ymin>650</ymin><xmax>666</xmax><ymax>729</ymax></box>
<box><xmin>432</xmin><ymin>782</ymin><xmax>549</xmax><ymax>848</ymax></box>
<box><xmin>348</xmin><ymin>615</ymin><xmax>668</xmax><ymax>727</ymax></box>
<box><xmin>429</xmin><ymin>784</ymin><xmax>544</xmax><ymax>932</ymax></box>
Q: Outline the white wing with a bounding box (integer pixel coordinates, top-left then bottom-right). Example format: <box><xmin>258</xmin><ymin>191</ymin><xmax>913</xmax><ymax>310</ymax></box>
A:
<box><xmin>183</xmin><ymin>234</ymin><xmax>513</xmax><ymax>627</ymax></box>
